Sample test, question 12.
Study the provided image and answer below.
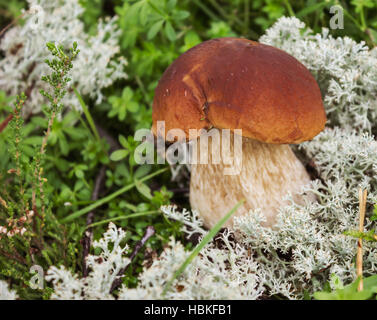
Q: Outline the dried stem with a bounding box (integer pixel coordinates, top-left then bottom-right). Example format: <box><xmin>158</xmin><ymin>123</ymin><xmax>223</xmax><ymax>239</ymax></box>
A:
<box><xmin>110</xmin><ymin>226</ymin><xmax>155</xmax><ymax>293</ymax></box>
<box><xmin>0</xmin><ymin>248</ymin><xmax>27</xmax><ymax>265</ymax></box>
<box><xmin>82</xmin><ymin>165</ymin><xmax>106</xmax><ymax>277</ymax></box>
<box><xmin>0</xmin><ymin>114</ymin><xmax>13</xmax><ymax>133</ymax></box>
<box><xmin>357</xmin><ymin>188</ymin><xmax>367</xmax><ymax>291</ymax></box>
<box><xmin>0</xmin><ymin>196</ymin><xmax>7</xmax><ymax>209</ymax></box>
<box><xmin>0</xmin><ymin>12</ymin><xmax>27</xmax><ymax>38</ymax></box>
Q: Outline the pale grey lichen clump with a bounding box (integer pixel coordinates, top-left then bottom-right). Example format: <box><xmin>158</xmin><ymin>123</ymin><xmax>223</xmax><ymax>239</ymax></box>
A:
<box><xmin>0</xmin><ymin>0</ymin><xmax>127</xmax><ymax>116</ymax></box>
<box><xmin>233</xmin><ymin>128</ymin><xmax>377</xmax><ymax>298</ymax></box>
<box><xmin>46</xmin><ymin>223</ymin><xmax>130</xmax><ymax>299</ymax></box>
<box><xmin>46</xmin><ymin>220</ymin><xmax>263</xmax><ymax>300</ymax></box>
<box><xmin>120</xmin><ymin>234</ymin><xmax>263</xmax><ymax>300</ymax></box>
<box><xmin>260</xmin><ymin>16</ymin><xmax>377</xmax><ymax>134</ymax></box>
<box><xmin>0</xmin><ymin>280</ymin><xmax>18</xmax><ymax>300</ymax></box>
<box><xmin>36</xmin><ymin>17</ymin><xmax>377</xmax><ymax>299</ymax></box>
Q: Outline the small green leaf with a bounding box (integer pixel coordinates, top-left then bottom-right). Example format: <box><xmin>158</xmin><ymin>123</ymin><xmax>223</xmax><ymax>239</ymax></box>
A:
<box><xmin>363</xmin><ymin>275</ymin><xmax>377</xmax><ymax>291</ymax></box>
<box><xmin>173</xmin><ymin>10</ymin><xmax>190</xmax><ymax>21</ymax></box>
<box><xmin>134</xmin><ymin>165</ymin><xmax>152</xmax><ymax>179</ymax></box>
<box><xmin>75</xmin><ymin>170</ymin><xmax>84</xmax><ymax>179</ymax></box>
<box><xmin>343</xmin><ymin>229</ymin><xmax>377</xmax><ymax>242</ymax></box>
<box><xmin>127</xmin><ymin>101</ymin><xmax>139</xmax><ymax>113</ymax></box>
<box><xmin>314</xmin><ymin>277</ymin><xmax>374</xmax><ymax>300</ymax></box>
<box><xmin>119</xmin><ymin>135</ymin><xmax>129</xmax><ymax>149</ymax></box>
<box><xmin>118</xmin><ymin>105</ymin><xmax>127</xmax><ymax>121</ymax></box>
<box><xmin>147</xmin><ymin>20</ymin><xmax>164</xmax><ymax>40</ymax></box>
<box><xmin>166</xmin><ymin>0</ymin><xmax>177</xmax><ymax>11</ymax></box>
<box><xmin>313</xmin><ymin>291</ymin><xmax>337</xmax><ymax>300</ymax></box>
<box><xmin>59</xmin><ymin>136</ymin><xmax>70</xmax><ymax>156</ymax></box>
<box><xmin>135</xmin><ymin>179</ymin><xmax>153</xmax><ymax>199</ymax></box>
<box><xmin>110</xmin><ymin>149</ymin><xmax>129</xmax><ymax>161</ymax></box>
<box><xmin>139</xmin><ymin>2</ymin><xmax>150</xmax><ymax>26</ymax></box>
<box><xmin>164</xmin><ymin>21</ymin><xmax>176</xmax><ymax>41</ymax></box>
<box><xmin>371</xmin><ymin>204</ymin><xmax>377</xmax><ymax>220</ymax></box>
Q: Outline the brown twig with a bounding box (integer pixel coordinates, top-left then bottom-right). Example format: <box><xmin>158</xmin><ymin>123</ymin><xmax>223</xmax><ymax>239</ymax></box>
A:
<box><xmin>0</xmin><ymin>196</ymin><xmax>8</xmax><ymax>209</ymax></box>
<box><xmin>0</xmin><ymin>12</ymin><xmax>27</xmax><ymax>38</ymax></box>
<box><xmin>357</xmin><ymin>188</ymin><xmax>367</xmax><ymax>291</ymax></box>
<box><xmin>82</xmin><ymin>165</ymin><xmax>107</xmax><ymax>277</ymax></box>
<box><xmin>0</xmin><ymin>114</ymin><xmax>13</xmax><ymax>133</ymax></box>
<box><xmin>365</xmin><ymin>29</ymin><xmax>376</xmax><ymax>47</ymax></box>
<box><xmin>110</xmin><ymin>225</ymin><xmax>155</xmax><ymax>293</ymax></box>
<box><xmin>0</xmin><ymin>248</ymin><xmax>27</xmax><ymax>265</ymax></box>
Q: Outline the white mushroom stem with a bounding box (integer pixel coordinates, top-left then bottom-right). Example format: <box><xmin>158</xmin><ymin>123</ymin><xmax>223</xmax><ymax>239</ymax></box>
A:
<box><xmin>189</xmin><ymin>132</ymin><xmax>315</xmax><ymax>229</ymax></box>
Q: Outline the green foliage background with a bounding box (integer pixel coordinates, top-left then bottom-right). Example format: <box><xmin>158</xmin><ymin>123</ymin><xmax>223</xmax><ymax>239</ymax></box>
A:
<box><xmin>0</xmin><ymin>0</ymin><xmax>376</xmax><ymax>299</ymax></box>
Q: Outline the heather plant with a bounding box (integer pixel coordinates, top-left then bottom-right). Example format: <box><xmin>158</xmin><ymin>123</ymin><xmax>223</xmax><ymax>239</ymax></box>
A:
<box><xmin>0</xmin><ymin>42</ymin><xmax>81</xmax><ymax>299</ymax></box>
<box><xmin>1</xmin><ymin>0</ymin><xmax>377</xmax><ymax>301</ymax></box>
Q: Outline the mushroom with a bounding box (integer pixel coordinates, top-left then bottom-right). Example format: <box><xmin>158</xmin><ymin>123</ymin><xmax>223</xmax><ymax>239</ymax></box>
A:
<box><xmin>152</xmin><ymin>38</ymin><xmax>326</xmax><ymax>229</ymax></box>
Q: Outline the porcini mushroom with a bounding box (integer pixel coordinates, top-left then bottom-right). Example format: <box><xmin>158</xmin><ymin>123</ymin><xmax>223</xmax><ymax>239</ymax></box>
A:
<box><xmin>152</xmin><ymin>38</ymin><xmax>326</xmax><ymax>229</ymax></box>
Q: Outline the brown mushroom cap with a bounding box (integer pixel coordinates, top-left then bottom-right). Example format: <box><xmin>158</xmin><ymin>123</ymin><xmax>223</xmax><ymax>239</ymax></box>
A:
<box><xmin>152</xmin><ymin>37</ymin><xmax>326</xmax><ymax>144</ymax></box>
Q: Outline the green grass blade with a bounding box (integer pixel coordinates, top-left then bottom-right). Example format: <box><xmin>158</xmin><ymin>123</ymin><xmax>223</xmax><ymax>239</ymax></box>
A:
<box><xmin>61</xmin><ymin>167</ymin><xmax>168</xmax><ymax>223</ymax></box>
<box><xmin>70</xmin><ymin>104</ymin><xmax>96</xmax><ymax>141</ymax></box>
<box><xmin>86</xmin><ymin>210</ymin><xmax>160</xmax><ymax>229</ymax></box>
<box><xmin>296</xmin><ymin>2</ymin><xmax>328</xmax><ymax>18</ymax></box>
<box><xmin>73</xmin><ymin>87</ymin><xmax>101</xmax><ymax>143</ymax></box>
<box><xmin>162</xmin><ymin>198</ymin><xmax>245</xmax><ymax>297</ymax></box>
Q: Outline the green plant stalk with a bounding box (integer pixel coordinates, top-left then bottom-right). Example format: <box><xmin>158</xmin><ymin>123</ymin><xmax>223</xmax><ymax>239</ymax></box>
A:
<box><xmin>191</xmin><ymin>0</ymin><xmax>220</xmax><ymax>22</ymax></box>
<box><xmin>86</xmin><ymin>210</ymin><xmax>160</xmax><ymax>229</ymax></box>
<box><xmin>244</xmin><ymin>0</ymin><xmax>249</xmax><ymax>36</ymax></box>
<box><xmin>283</xmin><ymin>0</ymin><xmax>295</xmax><ymax>17</ymax></box>
<box><xmin>73</xmin><ymin>87</ymin><xmax>102</xmax><ymax>144</ymax></box>
<box><xmin>208</xmin><ymin>0</ymin><xmax>251</xmax><ymax>36</ymax></box>
<box><xmin>162</xmin><ymin>199</ymin><xmax>245</xmax><ymax>297</ymax></box>
<box><xmin>359</xmin><ymin>6</ymin><xmax>367</xmax><ymax>31</ymax></box>
<box><xmin>146</xmin><ymin>0</ymin><xmax>168</xmax><ymax>19</ymax></box>
<box><xmin>135</xmin><ymin>76</ymin><xmax>150</xmax><ymax>105</ymax></box>
<box><xmin>342</xmin><ymin>6</ymin><xmax>362</xmax><ymax>30</ymax></box>
<box><xmin>208</xmin><ymin>0</ymin><xmax>235</xmax><ymax>23</ymax></box>
<box><xmin>61</xmin><ymin>167</ymin><xmax>168</xmax><ymax>223</ymax></box>
<box><xmin>69</xmin><ymin>104</ymin><xmax>96</xmax><ymax>142</ymax></box>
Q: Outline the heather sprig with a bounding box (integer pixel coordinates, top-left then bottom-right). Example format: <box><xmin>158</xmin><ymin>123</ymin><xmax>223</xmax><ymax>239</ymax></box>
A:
<box><xmin>40</xmin><ymin>42</ymin><xmax>79</xmax><ymax>114</ymax></box>
<box><xmin>0</xmin><ymin>42</ymin><xmax>80</xmax><ymax>299</ymax></box>
<box><xmin>32</xmin><ymin>42</ymin><xmax>79</xmax><ymax>217</ymax></box>
<box><xmin>0</xmin><ymin>93</ymin><xmax>28</xmax><ymax>229</ymax></box>
<box><xmin>8</xmin><ymin>93</ymin><xmax>27</xmax><ymax>210</ymax></box>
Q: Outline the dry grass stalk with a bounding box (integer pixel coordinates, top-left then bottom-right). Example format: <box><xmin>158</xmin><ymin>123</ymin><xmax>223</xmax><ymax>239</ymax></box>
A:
<box><xmin>357</xmin><ymin>188</ymin><xmax>367</xmax><ymax>291</ymax></box>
